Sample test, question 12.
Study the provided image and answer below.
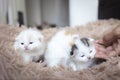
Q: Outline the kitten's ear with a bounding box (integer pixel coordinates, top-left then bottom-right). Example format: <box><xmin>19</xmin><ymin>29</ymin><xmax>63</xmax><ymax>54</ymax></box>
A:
<box><xmin>88</xmin><ymin>38</ymin><xmax>94</xmax><ymax>42</ymax></box>
<box><xmin>39</xmin><ymin>36</ymin><xmax>44</xmax><ymax>42</ymax></box>
<box><xmin>89</xmin><ymin>38</ymin><xmax>95</xmax><ymax>46</ymax></box>
<box><xmin>81</xmin><ymin>37</ymin><xmax>94</xmax><ymax>47</ymax></box>
<box><xmin>72</xmin><ymin>34</ymin><xmax>79</xmax><ymax>40</ymax></box>
<box><xmin>13</xmin><ymin>38</ymin><xmax>19</xmax><ymax>51</ymax></box>
<box><xmin>81</xmin><ymin>37</ymin><xmax>89</xmax><ymax>46</ymax></box>
<box><xmin>14</xmin><ymin>36</ymin><xmax>19</xmax><ymax>42</ymax></box>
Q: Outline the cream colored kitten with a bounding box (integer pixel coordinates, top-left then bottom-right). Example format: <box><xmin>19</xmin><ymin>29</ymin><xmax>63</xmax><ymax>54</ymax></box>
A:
<box><xmin>45</xmin><ymin>30</ymin><xmax>79</xmax><ymax>67</ymax></box>
<box><xmin>67</xmin><ymin>37</ymin><xmax>96</xmax><ymax>71</ymax></box>
<box><xmin>14</xmin><ymin>28</ymin><xmax>45</xmax><ymax>63</ymax></box>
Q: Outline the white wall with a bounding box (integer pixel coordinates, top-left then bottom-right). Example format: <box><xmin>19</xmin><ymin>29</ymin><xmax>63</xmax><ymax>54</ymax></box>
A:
<box><xmin>0</xmin><ymin>0</ymin><xmax>8</xmax><ymax>24</ymax></box>
<box><xmin>0</xmin><ymin>0</ymin><xmax>99</xmax><ymax>27</ymax></box>
<box><xmin>41</xmin><ymin>0</ymin><xmax>56</xmax><ymax>24</ymax></box>
<box><xmin>7</xmin><ymin>0</ymin><xmax>27</xmax><ymax>25</ymax></box>
<box><xmin>41</xmin><ymin>0</ymin><xmax>69</xmax><ymax>27</ymax></box>
<box><xmin>55</xmin><ymin>0</ymin><xmax>69</xmax><ymax>26</ymax></box>
<box><xmin>16</xmin><ymin>0</ymin><xmax>27</xmax><ymax>25</ymax></box>
<box><xmin>69</xmin><ymin>0</ymin><xmax>98</xmax><ymax>27</ymax></box>
<box><xmin>26</xmin><ymin>0</ymin><xmax>42</xmax><ymax>26</ymax></box>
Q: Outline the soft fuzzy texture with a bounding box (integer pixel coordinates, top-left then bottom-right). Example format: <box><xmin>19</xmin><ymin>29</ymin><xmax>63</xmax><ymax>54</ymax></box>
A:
<box><xmin>45</xmin><ymin>30</ymin><xmax>76</xmax><ymax>67</ymax></box>
<box><xmin>0</xmin><ymin>19</ymin><xmax>120</xmax><ymax>80</ymax></box>
<box><xmin>14</xmin><ymin>28</ymin><xmax>45</xmax><ymax>63</ymax></box>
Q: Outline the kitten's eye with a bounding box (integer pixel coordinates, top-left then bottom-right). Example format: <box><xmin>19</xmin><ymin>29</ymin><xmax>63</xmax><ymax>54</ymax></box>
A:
<box><xmin>89</xmin><ymin>50</ymin><xmax>92</xmax><ymax>53</ymax></box>
<box><xmin>21</xmin><ymin>43</ymin><xmax>24</xmax><ymax>45</ymax></box>
<box><xmin>81</xmin><ymin>55</ymin><xmax>85</xmax><ymax>57</ymax></box>
<box><xmin>29</xmin><ymin>42</ymin><xmax>33</xmax><ymax>44</ymax></box>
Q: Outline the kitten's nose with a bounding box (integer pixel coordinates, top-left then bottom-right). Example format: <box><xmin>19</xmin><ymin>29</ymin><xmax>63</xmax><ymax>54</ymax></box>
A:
<box><xmin>88</xmin><ymin>57</ymin><xmax>91</xmax><ymax>60</ymax></box>
<box><xmin>24</xmin><ymin>46</ymin><xmax>29</xmax><ymax>50</ymax></box>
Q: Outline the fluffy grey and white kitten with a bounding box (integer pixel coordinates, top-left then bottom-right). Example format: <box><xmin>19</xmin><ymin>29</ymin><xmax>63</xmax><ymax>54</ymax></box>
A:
<box><xmin>45</xmin><ymin>30</ymin><xmax>80</xmax><ymax>67</ymax></box>
<box><xmin>14</xmin><ymin>28</ymin><xmax>45</xmax><ymax>63</ymax></box>
<box><xmin>67</xmin><ymin>37</ymin><xmax>96</xmax><ymax>71</ymax></box>
<box><xmin>45</xmin><ymin>29</ymin><xmax>96</xmax><ymax>70</ymax></box>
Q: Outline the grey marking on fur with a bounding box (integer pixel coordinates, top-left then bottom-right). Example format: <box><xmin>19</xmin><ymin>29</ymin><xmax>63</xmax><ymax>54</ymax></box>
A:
<box><xmin>80</xmin><ymin>38</ymin><xmax>89</xmax><ymax>47</ymax></box>
<box><xmin>70</xmin><ymin>44</ymin><xmax>78</xmax><ymax>56</ymax></box>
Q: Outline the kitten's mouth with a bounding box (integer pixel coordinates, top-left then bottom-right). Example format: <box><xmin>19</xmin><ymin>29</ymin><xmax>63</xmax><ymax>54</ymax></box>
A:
<box><xmin>25</xmin><ymin>48</ymin><xmax>29</xmax><ymax>50</ymax></box>
<box><xmin>88</xmin><ymin>58</ymin><xmax>93</xmax><ymax>61</ymax></box>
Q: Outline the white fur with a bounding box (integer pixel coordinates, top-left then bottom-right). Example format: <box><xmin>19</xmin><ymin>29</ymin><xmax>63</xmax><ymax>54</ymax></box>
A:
<box><xmin>68</xmin><ymin>37</ymin><xmax>96</xmax><ymax>71</ymax></box>
<box><xmin>45</xmin><ymin>30</ymin><xmax>79</xmax><ymax>67</ymax></box>
<box><xmin>45</xmin><ymin>29</ymin><xmax>96</xmax><ymax>70</ymax></box>
<box><xmin>14</xmin><ymin>28</ymin><xmax>45</xmax><ymax>63</ymax></box>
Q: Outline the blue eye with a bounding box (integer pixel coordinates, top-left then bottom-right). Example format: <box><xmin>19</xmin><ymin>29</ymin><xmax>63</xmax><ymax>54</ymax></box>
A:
<box><xmin>81</xmin><ymin>55</ymin><xmax>85</xmax><ymax>57</ymax></box>
<box><xmin>29</xmin><ymin>42</ymin><xmax>33</xmax><ymax>44</ymax></box>
<box><xmin>21</xmin><ymin>43</ymin><xmax>24</xmax><ymax>45</ymax></box>
<box><xmin>89</xmin><ymin>50</ymin><xmax>92</xmax><ymax>53</ymax></box>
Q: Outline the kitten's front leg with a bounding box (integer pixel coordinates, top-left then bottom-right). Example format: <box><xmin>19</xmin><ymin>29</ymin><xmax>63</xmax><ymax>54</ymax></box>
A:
<box><xmin>22</xmin><ymin>54</ymin><xmax>32</xmax><ymax>63</ymax></box>
<box><xmin>32</xmin><ymin>55</ymin><xmax>44</xmax><ymax>63</ymax></box>
<box><xmin>69</xmin><ymin>62</ymin><xmax>77</xmax><ymax>71</ymax></box>
<box><xmin>32</xmin><ymin>56</ymin><xmax>40</xmax><ymax>62</ymax></box>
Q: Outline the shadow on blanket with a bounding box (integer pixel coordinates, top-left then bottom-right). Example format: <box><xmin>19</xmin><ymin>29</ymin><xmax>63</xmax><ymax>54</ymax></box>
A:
<box><xmin>0</xmin><ymin>19</ymin><xmax>120</xmax><ymax>80</ymax></box>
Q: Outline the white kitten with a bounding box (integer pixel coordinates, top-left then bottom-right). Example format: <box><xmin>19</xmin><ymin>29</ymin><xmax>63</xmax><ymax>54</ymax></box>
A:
<box><xmin>45</xmin><ymin>30</ymin><xmax>79</xmax><ymax>67</ymax></box>
<box><xmin>14</xmin><ymin>28</ymin><xmax>45</xmax><ymax>63</ymax></box>
<box><xmin>67</xmin><ymin>37</ymin><xmax>96</xmax><ymax>71</ymax></box>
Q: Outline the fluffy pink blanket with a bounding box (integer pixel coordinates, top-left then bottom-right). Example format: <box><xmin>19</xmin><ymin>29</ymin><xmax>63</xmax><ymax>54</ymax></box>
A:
<box><xmin>0</xmin><ymin>19</ymin><xmax>120</xmax><ymax>80</ymax></box>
